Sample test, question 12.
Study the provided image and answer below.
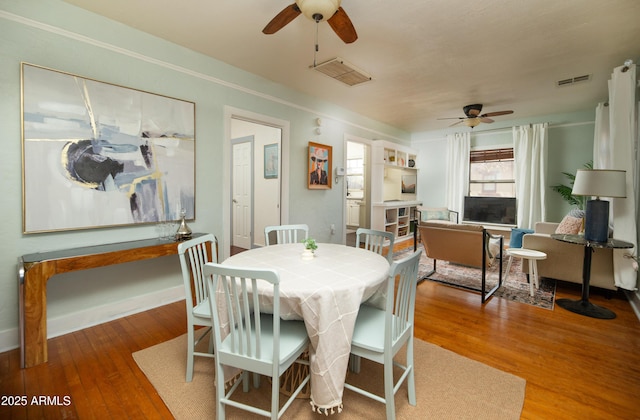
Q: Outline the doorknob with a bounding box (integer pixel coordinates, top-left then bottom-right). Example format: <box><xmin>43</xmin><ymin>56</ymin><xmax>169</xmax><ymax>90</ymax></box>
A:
<box><xmin>232</xmin><ymin>199</ymin><xmax>238</xmax><ymax>203</ymax></box>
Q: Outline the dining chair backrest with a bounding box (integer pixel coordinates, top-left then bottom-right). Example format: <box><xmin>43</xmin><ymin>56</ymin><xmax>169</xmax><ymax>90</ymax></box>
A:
<box><xmin>344</xmin><ymin>249</ymin><xmax>422</xmax><ymax>419</ymax></box>
<box><xmin>177</xmin><ymin>234</ymin><xmax>218</xmax><ymax>382</ymax></box>
<box><xmin>264</xmin><ymin>224</ymin><xmax>309</xmax><ymax>246</ymax></box>
<box><xmin>206</xmin><ymin>264</ymin><xmax>280</xmax><ymax>368</ymax></box>
<box><xmin>356</xmin><ymin>228</ymin><xmax>395</xmax><ymax>264</ymax></box>
<box><xmin>204</xmin><ymin>262</ymin><xmax>310</xmax><ymax>419</ymax></box>
<box><xmin>178</xmin><ymin>234</ymin><xmax>218</xmax><ymax>309</ymax></box>
<box><xmin>385</xmin><ymin>249</ymin><xmax>421</xmax><ymax>345</ymax></box>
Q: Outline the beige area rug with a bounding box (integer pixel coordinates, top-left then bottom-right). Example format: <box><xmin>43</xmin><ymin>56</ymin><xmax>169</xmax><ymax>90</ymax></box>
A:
<box><xmin>133</xmin><ymin>334</ymin><xmax>525</xmax><ymax>419</ymax></box>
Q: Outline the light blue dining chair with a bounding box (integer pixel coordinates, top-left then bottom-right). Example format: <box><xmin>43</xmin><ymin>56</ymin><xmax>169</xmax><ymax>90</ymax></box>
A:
<box><xmin>344</xmin><ymin>249</ymin><xmax>422</xmax><ymax>420</ymax></box>
<box><xmin>177</xmin><ymin>234</ymin><xmax>218</xmax><ymax>382</ymax></box>
<box><xmin>264</xmin><ymin>224</ymin><xmax>309</xmax><ymax>245</ymax></box>
<box><xmin>355</xmin><ymin>227</ymin><xmax>395</xmax><ymax>264</ymax></box>
<box><xmin>350</xmin><ymin>228</ymin><xmax>396</xmax><ymax>372</ymax></box>
<box><xmin>204</xmin><ymin>262</ymin><xmax>310</xmax><ymax>420</ymax></box>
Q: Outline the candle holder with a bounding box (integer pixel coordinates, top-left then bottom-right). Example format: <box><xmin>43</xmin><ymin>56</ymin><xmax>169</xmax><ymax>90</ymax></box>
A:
<box><xmin>175</xmin><ymin>209</ymin><xmax>192</xmax><ymax>241</ymax></box>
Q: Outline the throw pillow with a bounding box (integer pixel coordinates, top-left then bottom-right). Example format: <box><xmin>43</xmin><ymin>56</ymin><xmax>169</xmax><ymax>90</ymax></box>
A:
<box><xmin>509</xmin><ymin>228</ymin><xmax>535</xmax><ymax>248</ymax></box>
<box><xmin>421</xmin><ymin>208</ymin><xmax>450</xmax><ymax>222</ymax></box>
<box><xmin>568</xmin><ymin>208</ymin><xmax>585</xmax><ymax>219</ymax></box>
<box><xmin>555</xmin><ymin>215</ymin><xmax>583</xmax><ymax>234</ymax></box>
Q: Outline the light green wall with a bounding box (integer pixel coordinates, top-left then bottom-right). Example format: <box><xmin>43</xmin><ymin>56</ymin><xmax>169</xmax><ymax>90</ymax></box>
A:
<box><xmin>0</xmin><ymin>0</ymin><xmax>620</xmax><ymax>347</ymax></box>
<box><xmin>0</xmin><ymin>0</ymin><xmax>409</xmax><ymax>346</ymax></box>
<box><xmin>411</xmin><ymin>110</ymin><xmax>598</xmax><ymax>223</ymax></box>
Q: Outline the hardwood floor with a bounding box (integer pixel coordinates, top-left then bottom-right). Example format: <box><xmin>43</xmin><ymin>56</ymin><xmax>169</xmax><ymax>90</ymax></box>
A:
<box><xmin>1</xmin><ymin>241</ymin><xmax>639</xmax><ymax>419</ymax></box>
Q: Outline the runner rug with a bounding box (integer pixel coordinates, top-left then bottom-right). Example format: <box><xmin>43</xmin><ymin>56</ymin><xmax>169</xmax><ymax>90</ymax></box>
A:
<box><xmin>395</xmin><ymin>244</ymin><xmax>556</xmax><ymax>310</ymax></box>
<box><xmin>133</xmin><ymin>333</ymin><xmax>525</xmax><ymax>419</ymax></box>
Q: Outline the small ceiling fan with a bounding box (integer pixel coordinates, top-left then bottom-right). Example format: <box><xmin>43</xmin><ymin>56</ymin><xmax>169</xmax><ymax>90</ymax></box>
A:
<box><xmin>262</xmin><ymin>0</ymin><xmax>358</xmax><ymax>44</ymax></box>
<box><xmin>439</xmin><ymin>104</ymin><xmax>514</xmax><ymax>128</ymax></box>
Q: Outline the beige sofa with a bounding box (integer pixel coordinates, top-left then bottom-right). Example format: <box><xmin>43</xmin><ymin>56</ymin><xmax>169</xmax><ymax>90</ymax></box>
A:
<box><xmin>521</xmin><ymin>222</ymin><xmax>615</xmax><ymax>290</ymax></box>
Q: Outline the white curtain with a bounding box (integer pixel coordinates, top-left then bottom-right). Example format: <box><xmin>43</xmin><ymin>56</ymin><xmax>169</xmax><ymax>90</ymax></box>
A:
<box><xmin>594</xmin><ymin>64</ymin><xmax>638</xmax><ymax>291</ymax></box>
<box><xmin>445</xmin><ymin>132</ymin><xmax>470</xmax><ymax>214</ymax></box>
<box><xmin>513</xmin><ymin>123</ymin><xmax>548</xmax><ymax>229</ymax></box>
<box><xmin>593</xmin><ymin>102</ymin><xmax>610</xmax><ymax>169</ymax></box>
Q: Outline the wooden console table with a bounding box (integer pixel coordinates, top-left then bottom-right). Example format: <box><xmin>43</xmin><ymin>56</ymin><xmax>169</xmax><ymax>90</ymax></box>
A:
<box><xmin>18</xmin><ymin>233</ymin><xmax>206</xmax><ymax>368</ymax></box>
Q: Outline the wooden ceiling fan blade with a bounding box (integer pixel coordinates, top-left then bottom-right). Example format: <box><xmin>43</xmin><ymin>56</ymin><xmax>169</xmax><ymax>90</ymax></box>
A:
<box><xmin>327</xmin><ymin>7</ymin><xmax>358</xmax><ymax>43</ymax></box>
<box><xmin>479</xmin><ymin>117</ymin><xmax>495</xmax><ymax>123</ymax></box>
<box><xmin>481</xmin><ymin>110</ymin><xmax>514</xmax><ymax>118</ymax></box>
<box><xmin>263</xmin><ymin>4</ymin><xmax>301</xmax><ymax>34</ymax></box>
<box><xmin>437</xmin><ymin>117</ymin><xmax>464</xmax><ymax>120</ymax></box>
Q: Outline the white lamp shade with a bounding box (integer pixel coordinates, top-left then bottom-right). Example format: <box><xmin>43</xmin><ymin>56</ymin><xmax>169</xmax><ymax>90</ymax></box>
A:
<box><xmin>571</xmin><ymin>169</ymin><xmax>626</xmax><ymax>198</ymax></box>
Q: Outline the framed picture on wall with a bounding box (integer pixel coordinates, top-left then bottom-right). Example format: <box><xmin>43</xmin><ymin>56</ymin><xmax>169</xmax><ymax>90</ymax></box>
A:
<box><xmin>308</xmin><ymin>141</ymin><xmax>332</xmax><ymax>189</ymax></box>
<box><xmin>264</xmin><ymin>143</ymin><xmax>278</xmax><ymax>179</ymax></box>
<box><xmin>402</xmin><ymin>175</ymin><xmax>417</xmax><ymax>193</ymax></box>
<box><xmin>21</xmin><ymin>63</ymin><xmax>196</xmax><ymax>233</ymax></box>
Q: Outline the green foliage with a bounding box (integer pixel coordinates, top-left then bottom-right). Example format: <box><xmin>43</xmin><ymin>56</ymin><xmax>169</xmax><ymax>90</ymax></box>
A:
<box><xmin>550</xmin><ymin>161</ymin><xmax>592</xmax><ymax>210</ymax></box>
<box><xmin>303</xmin><ymin>237</ymin><xmax>318</xmax><ymax>251</ymax></box>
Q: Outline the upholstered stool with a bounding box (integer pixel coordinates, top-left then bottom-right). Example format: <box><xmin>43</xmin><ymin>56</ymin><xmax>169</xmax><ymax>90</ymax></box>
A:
<box><xmin>504</xmin><ymin>248</ymin><xmax>547</xmax><ymax>296</ymax></box>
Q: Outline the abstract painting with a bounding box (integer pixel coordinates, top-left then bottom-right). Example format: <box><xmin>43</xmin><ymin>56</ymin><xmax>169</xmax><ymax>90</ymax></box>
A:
<box><xmin>21</xmin><ymin>63</ymin><xmax>195</xmax><ymax>233</ymax></box>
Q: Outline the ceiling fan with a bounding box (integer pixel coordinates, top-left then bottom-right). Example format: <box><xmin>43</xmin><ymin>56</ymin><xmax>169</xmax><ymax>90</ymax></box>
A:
<box><xmin>262</xmin><ymin>0</ymin><xmax>358</xmax><ymax>44</ymax></box>
<box><xmin>439</xmin><ymin>104</ymin><xmax>514</xmax><ymax>128</ymax></box>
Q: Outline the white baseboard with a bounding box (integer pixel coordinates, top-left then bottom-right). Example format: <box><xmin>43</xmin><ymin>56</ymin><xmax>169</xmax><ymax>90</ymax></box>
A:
<box><xmin>625</xmin><ymin>289</ymin><xmax>640</xmax><ymax>321</ymax></box>
<box><xmin>0</xmin><ymin>286</ymin><xmax>185</xmax><ymax>353</ymax></box>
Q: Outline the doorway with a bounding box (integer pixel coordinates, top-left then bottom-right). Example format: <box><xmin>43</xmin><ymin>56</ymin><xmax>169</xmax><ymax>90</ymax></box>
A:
<box><xmin>230</xmin><ymin>119</ymin><xmax>282</xmax><ymax>250</ymax></box>
<box><xmin>224</xmin><ymin>107</ymin><xmax>290</xmax><ymax>260</ymax></box>
<box><xmin>344</xmin><ymin>137</ymin><xmax>372</xmax><ymax>246</ymax></box>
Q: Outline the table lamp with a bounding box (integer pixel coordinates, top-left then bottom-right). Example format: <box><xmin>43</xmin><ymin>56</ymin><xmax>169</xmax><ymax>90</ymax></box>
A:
<box><xmin>571</xmin><ymin>169</ymin><xmax>626</xmax><ymax>242</ymax></box>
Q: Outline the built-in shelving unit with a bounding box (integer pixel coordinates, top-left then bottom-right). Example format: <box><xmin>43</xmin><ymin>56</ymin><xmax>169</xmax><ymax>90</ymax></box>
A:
<box><xmin>371</xmin><ymin>140</ymin><xmax>420</xmax><ymax>243</ymax></box>
<box><xmin>382</xmin><ymin>145</ymin><xmax>417</xmax><ymax>169</ymax></box>
<box><xmin>376</xmin><ymin>202</ymin><xmax>421</xmax><ymax>242</ymax></box>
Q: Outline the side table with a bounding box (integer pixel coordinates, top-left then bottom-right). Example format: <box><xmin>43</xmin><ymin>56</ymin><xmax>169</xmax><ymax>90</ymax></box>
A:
<box><xmin>551</xmin><ymin>234</ymin><xmax>633</xmax><ymax>319</ymax></box>
<box><xmin>504</xmin><ymin>248</ymin><xmax>547</xmax><ymax>296</ymax></box>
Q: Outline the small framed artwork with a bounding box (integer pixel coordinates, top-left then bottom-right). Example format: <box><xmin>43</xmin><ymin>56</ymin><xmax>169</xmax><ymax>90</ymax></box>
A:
<box><xmin>308</xmin><ymin>141</ymin><xmax>332</xmax><ymax>189</ymax></box>
<box><xmin>402</xmin><ymin>175</ymin><xmax>416</xmax><ymax>193</ymax></box>
<box><xmin>264</xmin><ymin>143</ymin><xmax>278</xmax><ymax>179</ymax></box>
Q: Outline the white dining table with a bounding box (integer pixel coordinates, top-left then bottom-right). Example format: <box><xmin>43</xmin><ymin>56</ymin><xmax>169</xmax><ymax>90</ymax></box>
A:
<box><xmin>221</xmin><ymin>242</ymin><xmax>390</xmax><ymax>413</ymax></box>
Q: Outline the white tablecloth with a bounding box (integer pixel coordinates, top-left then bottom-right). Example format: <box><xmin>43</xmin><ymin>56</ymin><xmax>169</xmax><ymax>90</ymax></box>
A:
<box><xmin>221</xmin><ymin>243</ymin><xmax>390</xmax><ymax>411</ymax></box>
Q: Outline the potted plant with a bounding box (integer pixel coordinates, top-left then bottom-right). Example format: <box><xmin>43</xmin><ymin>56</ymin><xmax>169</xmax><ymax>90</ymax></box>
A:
<box><xmin>550</xmin><ymin>161</ymin><xmax>592</xmax><ymax>210</ymax></box>
<box><xmin>301</xmin><ymin>238</ymin><xmax>317</xmax><ymax>259</ymax></box>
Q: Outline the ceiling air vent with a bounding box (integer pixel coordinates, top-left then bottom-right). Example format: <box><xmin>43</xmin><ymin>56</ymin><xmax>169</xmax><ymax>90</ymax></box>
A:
<box><xmin>311</xmin><ymin>57</ymin><xmax>372</xmax><ymax>87</ymax></box>
<box><xmin>557</xmin><ymin>74</ymin><xmax>591</xmax><ymax>87</ymax></box>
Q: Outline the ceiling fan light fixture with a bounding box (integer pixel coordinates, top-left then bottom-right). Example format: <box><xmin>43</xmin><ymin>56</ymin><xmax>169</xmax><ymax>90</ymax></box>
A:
<box><xmin>296</xmin><ymin>0</ymin><xmax>340</xmax><ymax>22</ymax></box>
<box><xmin>465</xmin><ymin>118</ymin><xmax>482</xmax><ymax>128</ymax></box>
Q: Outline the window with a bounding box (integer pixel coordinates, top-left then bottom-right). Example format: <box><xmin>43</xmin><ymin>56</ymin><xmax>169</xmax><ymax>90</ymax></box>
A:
<box><xmin>469</xmin><ymin>148</ymin><xmax>515</xmax><ymax>197</ymax></box>
<box><xmin>346</xmin><ymin>157</ymin><xmax>364</xmax><ymax>191</ymax></box>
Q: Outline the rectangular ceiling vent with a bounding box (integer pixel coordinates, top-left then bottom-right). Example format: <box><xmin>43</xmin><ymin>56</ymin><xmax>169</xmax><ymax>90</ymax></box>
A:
<box><xmin>311</xmin><ymin>57</ymin><xmax>372</xmax><ymax>87</ymax></box>
<box><xmin>557</xmin><ymin>74</ymin><xmax>591</xmax><ymax>87</ymax></box>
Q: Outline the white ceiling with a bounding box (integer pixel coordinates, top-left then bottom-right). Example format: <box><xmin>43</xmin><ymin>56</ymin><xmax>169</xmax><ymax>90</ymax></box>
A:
<box><xmin>61</xmin><ymin>0</ymin><xmax>640</xmax><ymax>133</ymax></box>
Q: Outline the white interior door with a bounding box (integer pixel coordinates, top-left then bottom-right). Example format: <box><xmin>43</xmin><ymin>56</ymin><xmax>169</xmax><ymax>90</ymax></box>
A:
<box><xmin>225</xmin><ymin>109</ymin><xmax>289</xmax><ymax>258</ymax></box>
<box><xmin>232</xmin><ymin>137</ymin><xmax>253</xmax><ymax>249</ymax></box>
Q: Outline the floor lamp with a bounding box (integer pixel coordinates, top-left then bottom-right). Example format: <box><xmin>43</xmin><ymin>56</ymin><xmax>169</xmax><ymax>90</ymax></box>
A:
<box><xmin>571</xmin><ymin>169</ymin><xmax>627</xmax><ymax>242</ymax></box>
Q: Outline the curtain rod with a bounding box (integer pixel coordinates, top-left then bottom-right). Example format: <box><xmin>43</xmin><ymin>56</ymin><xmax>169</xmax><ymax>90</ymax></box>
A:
<box><xmin>471</xmin><ymin>122</ymin><xmax>551</xmax><ymax>136</ymax></box>
<box><xmin>621</xmin><ymin>59</ymin><xmax>635</xmax><ymax>73</ymax></box>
